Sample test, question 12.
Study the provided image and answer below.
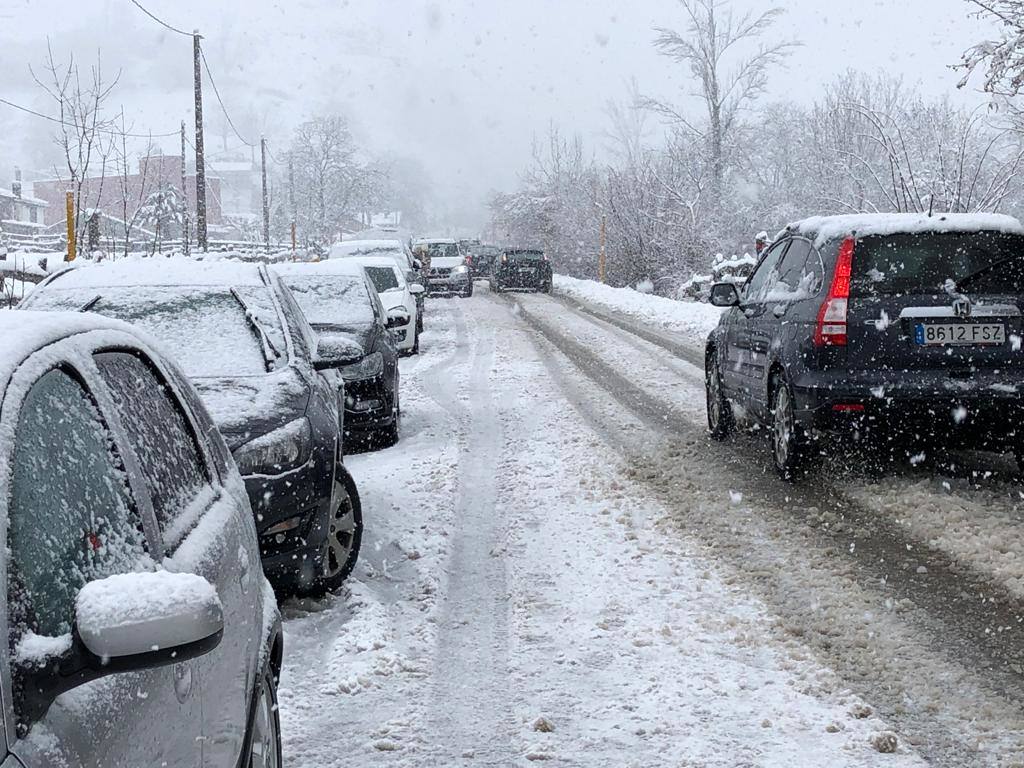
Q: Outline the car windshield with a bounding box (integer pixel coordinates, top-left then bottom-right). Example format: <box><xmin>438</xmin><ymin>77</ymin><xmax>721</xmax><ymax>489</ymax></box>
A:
<box><xmin>281</xmin><ymin>274</ymin><xmax>375</xmax><ymax>330</ymax></box>
<box><xmin>851</xmin><ymin>232</ymin><xmax>1024</xmax><ymax>296</ymax></box>
<box><xmin>364</xmin><ymin>266</ymin><xmax>401</xmax><ymax>293</ymax></box>
<box><xmin>427</xmin><ymin>243</ymin><xmax>460</xmax><ymax>259</ymax></box>
<box><xmin>26</xmin><ymin>285</ymin><xmax>285</xmax><ymax>377</ymax></box>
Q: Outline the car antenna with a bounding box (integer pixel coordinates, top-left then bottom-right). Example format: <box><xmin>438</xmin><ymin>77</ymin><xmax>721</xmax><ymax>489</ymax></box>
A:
<box><xmin>927</xmin><ymin>194</ymin><xmax>934</xmax><ymax>218</ymax></box>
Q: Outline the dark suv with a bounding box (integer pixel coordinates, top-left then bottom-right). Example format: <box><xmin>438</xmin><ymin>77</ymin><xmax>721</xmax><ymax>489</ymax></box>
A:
<box><xmin>489</xmin><ymin>249</ymin><xmax>552</xmax><ymax>293</ymax></box>
<box><xmin>22</xmin><ymin>259</ymin><xmax>362</xmax><ymax>595</ymax></box>
<box><xmin>705</xmin><ymin>214</ymin><xmax>1024</xmax><ymax>479</ymax></box>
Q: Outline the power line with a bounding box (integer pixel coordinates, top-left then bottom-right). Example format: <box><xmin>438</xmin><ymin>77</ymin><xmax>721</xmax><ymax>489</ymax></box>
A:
<box><xmin>200</xmin><ymin>49</ymin><xmax>255</xmax><ymax>147</ymax></box>
<box><xmin>0</xmin><ymin>96</ymin><xmax>180</xmax><ymax>138</ymax></box>
<box><xmin>127</xmin><ymin>0</ymin><xmax>192</xmax><ymax>37</ymax></box>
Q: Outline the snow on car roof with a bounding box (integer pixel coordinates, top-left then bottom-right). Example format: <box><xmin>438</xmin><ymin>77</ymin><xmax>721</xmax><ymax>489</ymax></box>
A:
<box><xmin>330</xmin><ymin>240</ymin><xmax>405</xmax><ymax>257</ymax></box>
<box><xmin>0</xmin><ymin>310</ymin><xmax>142</xmax><ymax>395</ymax></box>
<box><xmin>337</xmin><ymin>255</ymin><xmax>403</xmax><ymax>270</ymax></box>
<box><xmin>789</xmin><ymin>213</ymin><xmax>1024</xmax><ymax>247</ymax></box>
<box><xmin>413</xmin><ymin>237</ymin><xmax>457</xmax><ymax>245</ymax></box>
<box><xmin>43</xmin><ymin>256</ymin><xmax>267</xmax><ymax>289</ymax></box>
<box><xmin>273</xmin><ymin>260</ymin><xmax>366</xmax><ymax>279</ymax></box>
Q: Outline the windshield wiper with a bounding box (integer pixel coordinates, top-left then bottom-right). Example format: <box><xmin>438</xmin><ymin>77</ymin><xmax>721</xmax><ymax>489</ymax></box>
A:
<box><xmin>78</xmin><ymin>295</ymin><xmax>101</xmax><ymax>312</ymax></box>
<box><xmin>229</xmin><ymin>288</ymin><xmax>280</xmax><ymax>372</ymax></box>
<box><xmin>956</xmin><ymin>253</ymin><xmax>1024</xmax><ymax>290</ymax></box>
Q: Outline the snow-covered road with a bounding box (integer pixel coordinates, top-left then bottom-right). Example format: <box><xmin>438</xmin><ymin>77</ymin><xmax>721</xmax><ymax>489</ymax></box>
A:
<box><xmin>277</xmin><ymin>284</ymin><xmax>1024</xmax><ymax>767</ymax></box>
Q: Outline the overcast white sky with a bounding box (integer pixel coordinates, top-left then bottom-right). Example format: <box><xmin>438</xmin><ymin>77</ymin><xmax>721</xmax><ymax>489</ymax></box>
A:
<box><xmin>0</xmin><ymin>0</ymin><xmax>999</xmax><ymax>228</ymax></box>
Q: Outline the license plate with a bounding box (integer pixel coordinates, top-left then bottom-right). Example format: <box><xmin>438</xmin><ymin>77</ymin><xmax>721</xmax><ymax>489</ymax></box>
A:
<box><xmin>914</xmin><ymin>322</ymin><xmax>1005</xmax><ymax>345</ymax></box>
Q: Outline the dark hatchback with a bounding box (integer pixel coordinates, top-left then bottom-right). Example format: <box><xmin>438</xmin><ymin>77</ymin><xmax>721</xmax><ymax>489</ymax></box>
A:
<box><xmin>276</xmin><ymin>261</ymin><xmax>402</xmax><ymax>450</ymax></box>
<box><xmin>704</xmin><ymin>214</ymin><xmax>1024</xmax><ymax>479</ymax></box>
<box><xmin>22</xmin><ymin>259</ymin><xmax>362</xmax><ymax>595</ymax></box>
<box><xmin>489</xmin><ymin>249</ymin><xmax>553</xmax><ymax>293</ymax></box>
<box><xmin>468</xmin><ymin>244</ymin><xmax>501</xmax><ymax>278</ymax></box>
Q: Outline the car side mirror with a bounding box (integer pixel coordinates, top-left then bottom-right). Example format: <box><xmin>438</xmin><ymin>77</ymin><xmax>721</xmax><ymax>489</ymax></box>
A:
<box><xmin>413</xmin><ymin>258</ymin><xmax>423</xmax><ymax>270</ymax></box>
<box><xmin>386</xmin><ymin>308</ymin><xmax>411</xmax><ymax>329</ymax></box>
<box><xmin>314</xmin><ymin>334</ymin><xmax>364</xmax><ymax>371</ymax></box>
<box><xmin>709</xmin><ymin>282</ymin><xmax>741</xmax><ymax>307</ymax></box>
<box><xmin>17</xmin><ymin>572</ymin><xmax>223</xmax><ymax>724</ymax></box>
<box><xmin>408</xmin><ymin>283</ymin><xmax>425</xmax><ymax>296</ymax></box>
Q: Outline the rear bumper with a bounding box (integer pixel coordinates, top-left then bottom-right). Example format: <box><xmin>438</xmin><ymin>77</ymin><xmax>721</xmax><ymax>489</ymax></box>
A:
<box><xmin>793</xmin><ymin>369</ymin><xmax>1024</xmax><ymax>443</ymax></box>
<box><xmin>493</xmin><ymin>269</ymin><xmax>551</xmax><ymax>290</ymax></box>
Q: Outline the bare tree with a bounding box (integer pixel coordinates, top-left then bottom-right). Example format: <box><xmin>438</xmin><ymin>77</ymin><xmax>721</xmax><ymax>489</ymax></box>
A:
<box><xmin>111</xmin><ymin>114</ymin><xmax>155</xmax><ymax>258</ymax></box>
<box><xmin>958</xmin><ymin>0</ymin><xmax>1024</xmax><ymax>96</ymax></box>
<box><xmin>651</xmin><ymin>0</ymin><xmax>797</xmax><ymax>208</ymax></box>
<box><xmin>32</xmin><ymin>42</ymin><xmax>119</xmax><ymax>257</ymax></box>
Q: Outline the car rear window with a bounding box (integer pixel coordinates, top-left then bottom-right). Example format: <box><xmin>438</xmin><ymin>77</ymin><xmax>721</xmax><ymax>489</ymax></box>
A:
<box><xmin>364</xmin><ymin>266</ymin><xmax>400</xmax><ymax>293</ymax></box>
<box><xmin>851</xmin><ymin>232</ymin><xmax>1024</xmax><ymax>296</ymax></box>
<box><xmin>508</xmin><ymin>251</ymin><xmax>544</xmax><ymax>261</ymax></box>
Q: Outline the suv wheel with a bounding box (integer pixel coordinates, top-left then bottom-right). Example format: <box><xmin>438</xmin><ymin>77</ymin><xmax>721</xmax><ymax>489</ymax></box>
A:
<box><xmin>771</xmin><ymin>377</ymin><xmax>809</xmax><ymax>480</ymax></box>
<box><xmin>462</xmin><ymin>282</ymin><xmax>474</xmax><ymax>298</ymax></box>
<box><xmin>705</xmin><ymin>352</ymin><xmax>732</xmax><ymax>440</ymax></box>
<box><xmin>309</xmin><ymin>466</ymin><xmax>362</xmax><ymax>595</ymax></box>
<box><xmin>246</xmin><ymin>663</ymin><xmax>282</xmax><ymax>768</ymax></box>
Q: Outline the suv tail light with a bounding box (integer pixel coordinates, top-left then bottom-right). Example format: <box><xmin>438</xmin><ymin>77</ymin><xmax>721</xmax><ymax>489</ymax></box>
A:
<box><xmin>814</xmin><ymin>237</ymin><xmax>855</xmax><ymax>347</ymax></box>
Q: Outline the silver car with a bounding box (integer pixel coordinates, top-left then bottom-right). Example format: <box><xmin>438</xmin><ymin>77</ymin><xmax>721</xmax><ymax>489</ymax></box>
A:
<box><xmin>0</xmin><ymin>310</ymin><xmax>282</xmax><ymax>767</ymax></box>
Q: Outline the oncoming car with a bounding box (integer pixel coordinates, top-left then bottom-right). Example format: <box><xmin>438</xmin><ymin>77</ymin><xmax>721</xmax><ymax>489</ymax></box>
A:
<box><xmin>415</xmin><ymin>238</ymin><xmax>473</xmax><ymax>297</ymax></box>
<box><xmin>0</xmin><ymin>311</ymin><xmax>281</xmax><ymax>767</ymax></box>
<box><xmin>704</xmin><ymin>213</ymin><xmax>1024</xmax><ymax>479</ymax></box>
<box><xmin>22</xmin><ymin>258</ymin><xmax>362</xmax><ymax>596</ymax></box>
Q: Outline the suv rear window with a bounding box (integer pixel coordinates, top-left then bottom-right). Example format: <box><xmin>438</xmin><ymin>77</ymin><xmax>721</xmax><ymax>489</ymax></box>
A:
<box><xmin>850</xmin><ymin>231</ymin><xmax>1024</xmax><ymax>296</ymax></box>
<box><xmin>508</xmin><ymin>251</ymin><xmax>544</xmax><ymax>261</ymax></box>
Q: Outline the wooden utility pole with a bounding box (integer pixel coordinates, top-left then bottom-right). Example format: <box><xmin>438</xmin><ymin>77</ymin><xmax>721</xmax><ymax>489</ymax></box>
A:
<box><xmin>598</xmin><ymin>214</ymin><xmax>606</xmax><ymax>284</ymax></box>
<box><xmin>65</xmin><ymin>191</ymin><xmax>75</xmax><ymax>262</ymax></box>
<box><xmin>260</xmin><ymin>137</ymin><xmax>270</xmax><ymax>253</ymax></box>
<box><xmin>193</xmin><ymin>31</ymin><xmax>208</xmax><ymax>252</ymax></box>
<box><xmin>180</xmin><ymin>121</ymin><xmax>190</xmax><ymax>256</ymax></box>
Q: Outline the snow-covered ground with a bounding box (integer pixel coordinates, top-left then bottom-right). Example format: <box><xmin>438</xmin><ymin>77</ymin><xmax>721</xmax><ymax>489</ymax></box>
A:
<box><xmin>554</xmin><ymin>274</ymin><xmax>723</xmax><ymax>344</ymax></box>
<box><xmin>275</xmin><ymin>288</ymin><xmax>956</xmax><ymax>766</ymax></box>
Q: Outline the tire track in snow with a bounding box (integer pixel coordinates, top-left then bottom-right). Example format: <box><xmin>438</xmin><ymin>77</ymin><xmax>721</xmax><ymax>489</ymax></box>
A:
<box><xmin>501</xmin><ymin>290</ymin><xmax>1024</xmax><ymax>766</ymax></box>
<box><xmin>421</xmin><ymin>298</ymin><xmax>513</xmax><ymax>764</ymax></box>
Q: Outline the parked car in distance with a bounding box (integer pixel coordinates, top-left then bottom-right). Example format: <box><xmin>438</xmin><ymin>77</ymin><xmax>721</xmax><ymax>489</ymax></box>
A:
<box><xmin>489</xmin><ymin>248</ymin><xmax>553</xmax><ymax>293</ymax></box>
<box><xmin>0</xmin><ymin>310</ymin><xmax>282</xmax><ymax>767</ymax></box>
<box><xmin>467</xmin><ymin>244</ymin><xmax>502</xmax><ymax>279</ymax></box>
<box><xmin>337</xmin><ymin>254</ymin><xmax>424</xmax><ymax>355</ymax></box>
<box><xmin>276</xmin><ymin>260</ymin><xmax>403</xmax><ymax>449</ymax></box>
<box><xmin>705</xmin><ymin>213</ymin><xmax>1024</xmax><ymax>479</ymax></box>
<box><xmin>21</xmin><ymin>258</ymin><xmax>362</xmax><ymax>596</ymax></box>
<box><xmin>330</xmin><ymin>239</ymin><xmax>427</xmax><ymax>331</ymax></box>
<box><xmin>415</xmin><ymin>238</ymin><xmax>473</xmax><ymax>297</ymax></box>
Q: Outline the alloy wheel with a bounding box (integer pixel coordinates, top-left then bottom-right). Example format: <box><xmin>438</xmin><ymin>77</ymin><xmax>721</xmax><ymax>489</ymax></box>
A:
<box><xmin>323</xmin><ymin>480</ymin><xmax>357</xmax><ymax>579</ymax></box>
<box><xmin>249</xmin><ymin>670</ymin><xmax>281</xmax><ymax>768</ymax></box>
<box><xmin>773</xmin><ymin>386</ymin><xmax>794</xmax><ymax>470</ymax></box>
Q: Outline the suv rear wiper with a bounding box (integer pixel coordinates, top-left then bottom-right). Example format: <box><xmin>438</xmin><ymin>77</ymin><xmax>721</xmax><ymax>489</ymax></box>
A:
<box><xmin>955</xmin><ymin>253</ymin><xmax>1024</xmax><ymax>290</ymax></box>
<box><xmin>229</xmin><ymin>288</ymin><xmax>280</xmax><ymax>372</ymax></box>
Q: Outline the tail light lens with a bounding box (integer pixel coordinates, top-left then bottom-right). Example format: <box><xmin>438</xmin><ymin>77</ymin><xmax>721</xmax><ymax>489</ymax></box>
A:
<box><xmin>814</xmin><ymin>237</ymin><xmax>855</xmax><ymax>347</ymax></box>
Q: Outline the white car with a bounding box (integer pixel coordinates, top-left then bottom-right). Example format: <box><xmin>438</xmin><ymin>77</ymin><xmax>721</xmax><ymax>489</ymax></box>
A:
<box><xmin>330</xmin><ymin>239</ymin><xmax>426</xmax><ymax>332</ymax></box>
<box><xmin>346</xmin><ymin>255</ymin><xmax>424</xmax><ymax>355</ymax></box>
<box><xmin>413</xmin><ymin>238</ymin><xmax>473</xmax><ymax>298</ymax></box>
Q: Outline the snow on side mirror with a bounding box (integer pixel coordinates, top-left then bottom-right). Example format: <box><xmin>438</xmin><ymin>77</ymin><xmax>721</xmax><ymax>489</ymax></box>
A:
<box><xmin>386</xmin><ymin>308</ymin><xmax>411</xmax><ymax>329</ymax></box>
<box><xmin>315</xmin><ymin>335</ymin><xmax>365</xmax><ymax>370</ymax></box>
<box><xmin>709</xmin><ymin>282</ymin><xmax>741</xmax><ymax>307</ymax></box>
<box><xmin>408</xmin><ymin>283</ymin><xmax>425</xmax><ymax>295</ymax></box>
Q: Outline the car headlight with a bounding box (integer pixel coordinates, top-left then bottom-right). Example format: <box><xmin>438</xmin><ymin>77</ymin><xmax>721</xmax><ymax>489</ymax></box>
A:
<box><xmin>452</xmin><ymin>264</ymin><xmax>468</xmax><ymax>275</ymax></box>
<box><xmin>234</xmin><ymin>417</ymin><xmax>312</xmax><ymax>476</ymax></box>
<box><xmin>341</xmin><ymin>351</ymin><xmax>383</xmax><ymax>381</ymax></box>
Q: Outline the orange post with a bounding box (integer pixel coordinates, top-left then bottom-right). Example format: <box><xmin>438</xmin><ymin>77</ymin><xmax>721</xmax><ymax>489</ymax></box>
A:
<box><xmin>65</xmin><ymin>192</ymin><xmax>76</xmax><ymax>262</ymax></box>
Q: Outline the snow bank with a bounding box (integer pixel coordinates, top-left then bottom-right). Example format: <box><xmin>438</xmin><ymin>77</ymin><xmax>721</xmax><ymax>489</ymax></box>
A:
<box><xmin>790</xmin><ymin>212</ymin><xmax>1024</xmax><ymax>247</ymax></box>
<box><xmin>554</xmin><ymin>274</ymin><xmax>725</xmax><ymax>345</ymax></box>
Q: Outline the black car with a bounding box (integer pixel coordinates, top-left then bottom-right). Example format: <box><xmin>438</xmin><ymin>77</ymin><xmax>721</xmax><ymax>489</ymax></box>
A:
<box><xmin>490</xmin><ymin>249</ymin><xmax>553</xmax><ymax>293</ymax></box>
<box><xmin>468</xmin><ymin>244</ymin><xmax>501</xmax><ymax>279</ymax></box>
<box><xmin>22</xmin><ymin>259</ymin><xmax>362</xmax><ymax>596</ymax></box>
<box><xmin>705</xmin><ymin>214</ymin><xmax>1024</xmax><ymax>479</ymax></box>
<box><xmin>276</xmin><ymin>262</ymin><xmax>403</xmax><ymax>450</ymax></box>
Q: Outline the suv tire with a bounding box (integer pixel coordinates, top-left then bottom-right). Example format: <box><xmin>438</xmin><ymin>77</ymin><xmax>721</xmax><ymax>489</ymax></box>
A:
<box><xmin>705</xmin><ymin>352</ymin><xmax>732</xmax><ymax>440</ymax></box>
<box><xmin>306</xmin><ymin>466</ymin><xmax>362</xmax><ymax>595</ymax></box>
<box><xmin>244</xmin><ymin>661</ymin><xmax>282</xmax><ymax>767</ymax></box>
<box><xmin>770</xmin><ymin>375</ymin><xmax>810</xmax><ymax>481</ymax></box>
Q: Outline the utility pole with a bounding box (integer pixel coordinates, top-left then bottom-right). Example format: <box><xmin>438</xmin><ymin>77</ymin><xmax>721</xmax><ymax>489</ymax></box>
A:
<box><xmin>193</xmin><ymin>31</ymin><xmax>208</xmax><ymax>252</ymax></box>
<box><xmin>260</xmin><ymin>137</ymin><xmax>270</xmax><ymax>253</ymax></box>
<box><xmin>65</xmin><ymin>191</ymin><xmax>75</xmax><ymax>262</ymax></box>
<box><xmin>598</xmin><ymin>214</ymin><xmax>606</xmax><ymax>284</ymax></box>
<box><xmin>288</xmin><ymin>152</ymin><xmax>296</xmax><ymax>256</ymax></box>
<box><xmin>180</xmin><ymin>121</ymin><xmax>190</xmax><ymax>256</ymax></box>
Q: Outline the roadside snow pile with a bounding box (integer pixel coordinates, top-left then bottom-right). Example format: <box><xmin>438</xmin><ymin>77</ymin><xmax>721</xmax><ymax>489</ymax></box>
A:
<box><xmin>554</xmin><ymin>274</ymin><xmax>724</xmax><ymax>345</ymax></box>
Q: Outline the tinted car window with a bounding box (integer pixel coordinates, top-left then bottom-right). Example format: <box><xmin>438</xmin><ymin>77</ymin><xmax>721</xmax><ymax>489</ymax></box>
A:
<box><xmin>94</xmin><ymin>351</ymin><xmax>210</xmax><ymax>552</ymax></box>
<box><xmin>850</xmin><ymin>232</ymin><xmax>1024</xmax><ymax>296</ymax></box>
<box><xmin>508</xmin><ymin>251</ymin><xmax>545</xmax><ymax>261</ymax></box>
<box><xmin>364</xmin><ymin>266</ymin><xmax>401</xmax><ymax>293</ymax></box>
<box><xmin>744</xmin><ymin>240</ymin><xmax>788</xmax><ymax>302</ymax></box>
<box><xmin>765</xmin><ymin>238</ymin><xmax>818</xmax><ymax>301</ymax></box>
<box><xmin>7</xmin><ymin>369</ymin><xmax>147</xmax><ymax>647</ymax></box>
